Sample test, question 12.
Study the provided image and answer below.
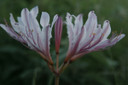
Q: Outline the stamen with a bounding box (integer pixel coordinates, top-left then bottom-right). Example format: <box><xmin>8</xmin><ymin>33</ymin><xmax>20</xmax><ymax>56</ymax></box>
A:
<box><xmin>19</xmin><ymin>31</ymin><xmax>24</xmax><ymax>36</ymax></box>
<box><xmin>102</xmin><ymin>33</ymin><xmax>104</xmax><ymax>36</ymax></box>
<box><xmin>92</xmin><ymin>33</ymin><xmax>96</xmax><ymax>35</ymax></box>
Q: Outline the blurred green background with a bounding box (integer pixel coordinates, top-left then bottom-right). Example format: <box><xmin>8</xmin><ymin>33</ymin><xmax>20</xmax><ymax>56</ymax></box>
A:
<box><xmin>0</xmin><ymin>0</ymin><xmax>128</xmax><ymax>85</ymax></box>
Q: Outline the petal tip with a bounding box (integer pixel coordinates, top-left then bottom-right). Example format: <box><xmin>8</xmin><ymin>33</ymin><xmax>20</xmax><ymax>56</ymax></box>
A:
<box><xmin>120</xmin><ymin>34</ymin><xmax>125</xmax><ymax>38</ymax></box>
<box><xmin>88</xmin><ymin>10</ymin><xmax>97</xmax><ymax>18</ymax></box>
<box><xmin>105</xmin><ymin>20</ymin><xmax>110</xmax><ymax>23</ymax></box>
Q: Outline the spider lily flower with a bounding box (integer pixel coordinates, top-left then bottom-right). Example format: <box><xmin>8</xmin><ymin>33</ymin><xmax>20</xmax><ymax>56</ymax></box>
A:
<box><xmin>64</xmin><ymin>11</ymin><xmax>125</xmax><ymax>62</ymax></box>
<box><xmin>55</xmin><ymin>16</ymin><xmax>63</xmax><ymax>54</ymax></box>
<box><xmin>0</xmin><ymin>6</ymin><xmax>58</xmax><ymax>65</ymax></box>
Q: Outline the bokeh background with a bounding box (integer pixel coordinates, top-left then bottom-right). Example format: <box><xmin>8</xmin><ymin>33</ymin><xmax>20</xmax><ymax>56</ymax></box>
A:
<box><xmin>0</xmin><ymin>0</ymin><xmax>128</xmax><ymax>85</ymax></box>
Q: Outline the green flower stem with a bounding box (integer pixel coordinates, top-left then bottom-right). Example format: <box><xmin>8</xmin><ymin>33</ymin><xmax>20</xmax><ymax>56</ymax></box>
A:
<box><xmin>55</xmin><ymin>53</ymin><xmax>59</xmax><ymax>85</ymax></box>
<box><xmin>55</xmin><ymin>75</ymin><xmax>59</xmax><ymax>85</ymax></box>
<box><xmin>59</xmin><ymin>61</ymin><xmax>70</xmax><ymax>74</ymax></box>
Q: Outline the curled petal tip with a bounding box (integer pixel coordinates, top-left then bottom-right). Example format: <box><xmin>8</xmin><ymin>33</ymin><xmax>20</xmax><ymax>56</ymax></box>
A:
<box><xmin>89</xmin><ymin>11</ymin><xmax>95</xmax><ymax>15</ymax></box>
<box><xmin>23</xmin><ymin>8</ymin><xmax>28</xmax><ymax>11</ymax></box>
<box><xmin>91</xmin><ymin>10</ymin><xmax>95</xmax><ymax>13</ymax></box>
<box><xmin>105</xmin><ymin>20</ymin><xmax>110</xmax><ymax>23</ymax></box>
<box><xmin>88</xmin><ymin>11</ymin><xmax>97</xmax><ymax>19</ymax></box>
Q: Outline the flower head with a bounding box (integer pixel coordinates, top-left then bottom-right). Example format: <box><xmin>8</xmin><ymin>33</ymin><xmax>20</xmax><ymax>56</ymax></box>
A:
<box><xmin>65</xmin><ymin>11</ymin><xmax>125</xmax><ymax>62</ymax></box>
<box><xmin>0</xmin><ymin>6</ymin><xmax>126</xmax><ymax>81</ymax></box>
<box><xmin>0</xmin><ymin>6</ymin><xmax>58</xmax><ymax>64</ymax></box>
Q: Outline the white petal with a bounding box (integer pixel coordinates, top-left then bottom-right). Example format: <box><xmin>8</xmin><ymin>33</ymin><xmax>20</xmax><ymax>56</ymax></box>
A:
<box><xmin>40</xmin><ymin>12</ymin><xmax>50</xmax><ymax>28</ymax></box>
<box><xmin>92</xmin><ymin>24</ymin><xmax>102</xmax><ymax>43</ymax></box>
<box><xmin>74</xmin><ymin>14</ymin><xmax>83</xmax><ymax>36</ymax></box>
<box><xmin>84</xmin><ymin>11</ymin><xmax>97</xmax><ymax>37</ymax></box>
<box><xmin>21</xmin><ymin>8</ymin><xmax>35</xmax><ymax>35</ymax></box>
<box><xmin>75</xmin><ymin>14</ymin><xmax>83</xmax><ymax>26</ymax></box>
<box><xmin>66</xmin><ymin>13</ymin><xmax>74</xmax><ymax>27</ymax></box>
<box><xmin>51</xmin><ymin>14</ymin><xmax>58</xmax><ymax>28</ymax></box>
<box><xmin>10</xmin><ymin>14</ymin><xmax>21</xmax><ymax>33</ymax></box>
<box><xmin>17</xmin><ymin>17</ymin><xmax>27</xmax><ymax>34</ymax></box>
<box><xmin>21</xmin><ymin>8</ymin><xmax>35</xmax><ymax>34</ymax></box>
<box><xmin>40</xmin><ymin>26</ymin><xmax>51</xmax><ymax>53</ymax></box>
<box><xmin>66</xmin><ymin>13</ymin><xmax>74</xmax><ymax>40</ymax></box>
<box><xmin>10</xmin><ymin>13</ymin><xmax>16</xmax><ymax>24</ymax></box>
<box><xmin>91</xmin><ymin>34</ymin><xmax>125</xmax><ymax>51</ymax></box>
<box><xmin>79</xmin><ymin>11</ymin><xmax>98</xmax><ymax>50</ymax></box>
<box><xmin>90</xmin><ymin>28</ymin><xmax>102</xmax><ymax>46</ymax></box>
<box><xmin>30</xmin><ymin>6</ymin><xmax>38</xmax><ymax>17</ymax></box>
<box><xmin>102</xmin><ymin>20</ymin><xmax>111</xmax><ymax>40</ymax></box>
<box><xmin>17</xmin><ymin>17</ymin><xmax>23</xmax><ymax>25</ymax></box>
<box><xmin>111</xmin><ymin>34</ymin><xmax>125</xmax><ymax>45</ymax></box>
<box><xmin>0</xmin><ymin>24</ymin><xmax>15</xmax><ymax>37</ymax></box>
<box><xmin>0</xmin><ymin>24</ymin><xmax>23</xmax><ymax>42</ymax></box>
<box><xmin>29</xmin><ymin>13</ymin><xmax>41</xmax><ymax>32</ymax></box>
<box><xmin>28</xmin><ymin>13</ymin><xmax>41</xmax><ymax>47</ymax></box>
<box><xmin>66</xmin><ymin>13</ymin><xmax>75</xmax><ymax>54</ymax></box>
<box><xmin>21</xmin><ymin>8</ymin><xmax>30</xmax><ymax>26</ymax></box>
<box><xmin>0</xmin><ymin>24</ymin><xmax>9</xmax><ymax>32</ymax></box>
<box><xmin>117</xmin><ymin>34</ymin><xmax>125</xmax><ymax>41</ymax></box>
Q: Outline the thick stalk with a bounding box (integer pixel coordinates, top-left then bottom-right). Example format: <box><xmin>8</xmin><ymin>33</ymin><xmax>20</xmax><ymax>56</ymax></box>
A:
<box><xmin>55</xmin><ymin>53</ymin><xmax>59</xmax><ymax>85</ymax></box>
<box><xmin>56</xmin><ymin>53</ymin><xmax>59</xmax><ymax>72</ymax></box>
<box><xmin>55</xmin><ymin>75</ymin><xmax>59</xmax><ymax>85</ymax></box>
